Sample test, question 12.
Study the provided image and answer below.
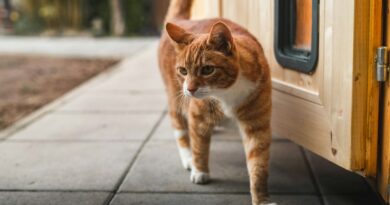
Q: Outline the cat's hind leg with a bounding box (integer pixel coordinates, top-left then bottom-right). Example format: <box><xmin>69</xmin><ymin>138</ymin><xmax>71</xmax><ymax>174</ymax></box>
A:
<box><xmin>238</xmin><ymin>117</ymin><xmax>274</xmax><ymax>205</ymax></box>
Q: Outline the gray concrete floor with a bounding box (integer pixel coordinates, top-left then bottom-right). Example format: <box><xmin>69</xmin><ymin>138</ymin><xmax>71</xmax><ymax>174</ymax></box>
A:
<box><xmin>0</xmin><ymin>37</ymin><xmax>384</xmax><ymax>205</ymax></box>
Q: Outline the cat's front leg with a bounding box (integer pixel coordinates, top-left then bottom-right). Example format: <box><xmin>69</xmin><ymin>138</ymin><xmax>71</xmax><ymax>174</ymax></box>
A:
<box><xmin>188</xmin><ymin>109</ymin><xmax>214</xmax><ymax>184</ymax></box>
<box><xmin>239</xmin><ymin>120</ymin><xmax>274</xmax><ymax>205</ymax></box>
<box><xmin>168</xmin><ymin>98</ymin><xmax>192</xmax><ymax>170</ymax></box>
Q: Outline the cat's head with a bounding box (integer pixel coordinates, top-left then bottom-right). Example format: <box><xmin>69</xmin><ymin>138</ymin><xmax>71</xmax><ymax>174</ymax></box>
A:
<box><xmin>166</xmin><ymin>21</ymin><xmax>239</xmax><ymax>99</ymax></box>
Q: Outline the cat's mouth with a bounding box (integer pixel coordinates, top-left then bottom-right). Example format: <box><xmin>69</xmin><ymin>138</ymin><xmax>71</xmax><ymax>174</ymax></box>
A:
<box><xmin>183</xmin><ymin>88</ymin><xmax>210</xmax><ymax>99</ymax></box>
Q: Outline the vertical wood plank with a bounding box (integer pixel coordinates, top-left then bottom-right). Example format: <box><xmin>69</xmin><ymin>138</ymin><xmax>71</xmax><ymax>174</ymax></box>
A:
<box><xmin>365</xmin><ymin>0</ymin><xmax>382</xmax><ymax>178</ymax></box>
<box><xmin>191</xmin><ymin>0</ymin><xmax>221</xmax><ymax>20</ymax></box>
<box><xmin>351</xmin><ymin>0</ymin><xmax>370</xmax><ymax>170</ymax></box>
<box><xmin>222</xmin><ymin>0</ymin><xmax>248</xmax><ymax>27</ymax></box>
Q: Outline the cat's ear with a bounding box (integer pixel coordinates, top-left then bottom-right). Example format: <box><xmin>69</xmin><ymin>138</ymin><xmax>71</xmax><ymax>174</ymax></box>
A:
<box><xmin>207</xmin><ymin>22</ymin><xmax>234</xmax><ymax>55</ymax></box>
<box><xmin>166</xmin><ymin>22</ymin><xmax>194</xmax><ymax>46</ymax></box>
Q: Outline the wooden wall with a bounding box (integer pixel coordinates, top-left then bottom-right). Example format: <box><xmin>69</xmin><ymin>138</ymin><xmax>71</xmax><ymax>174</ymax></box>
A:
<box><xmin>191</xmin><ymin>0</ymin><xmax>374</xmax><ymax>174</ymax></box>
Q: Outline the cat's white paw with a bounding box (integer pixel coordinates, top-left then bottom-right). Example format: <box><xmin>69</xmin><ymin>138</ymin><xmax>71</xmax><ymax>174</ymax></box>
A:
<box><xmin>190</xmin><ymin>169</ymin><xmax>210</xmax><ymax>184</ymax></box>
<box><xmin>181</xmin><ymin>154</ymin><xmax>192</xmax><ymax>170</ymax></box>
<box><xmin>174</xmin><ymin>130</ymin><xmax>192</xmax><ymax>171</ymax></box>
<box><xmin>178</xmin><ymin>147</ymin><xmax>192</xmax><ymax>171</ymax></box>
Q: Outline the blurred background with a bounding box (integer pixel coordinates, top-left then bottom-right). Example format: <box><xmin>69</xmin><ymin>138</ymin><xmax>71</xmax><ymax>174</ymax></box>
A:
<box><xmin>0</xmin><ymin>0</ymin><xmax>172</xmax><ymax>131</ymax></box>
<box><xmin>0</xmin><ymin>0</ymin><xmax>170</xmax><ymax>37</ymax></box>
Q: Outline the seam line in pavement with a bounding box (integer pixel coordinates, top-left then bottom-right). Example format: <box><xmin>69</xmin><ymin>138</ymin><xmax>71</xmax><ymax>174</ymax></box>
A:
<box><xmin>2</xmin><ymin>139</ymin><xmax>146</xmax><ymax>143</ymax></box>
<box><xmin>117</xmin><ymin>191</ymin><xmax>320</xmax><ymax>195</ymax></box>
<box><xmin>0</xmin><ymin>190</ymin><xmax>110</xmax><ymax>193</ymax></box>
<box><xmin>0</xmin><ymin>189</ymin><xmax>318</xmax><ymax>196</ymax></box>
<box><xmin>53</xmin><ymin>110</ymin><xmax>164</xmax><ymax>114</ymax></box>
<box><xmin>0</xmin><ymin>189</ymin><xmax>322</xmax><ymax>196</ymax></box>
<box><xmin>301</xmin><ymin>148</ymin><xmax>326</xmax><ymax>205</ymax></box>
<box><xmin>104</xmin><ymin>110</ymin><xmax>167</xmax><ymax>205</ymax></box>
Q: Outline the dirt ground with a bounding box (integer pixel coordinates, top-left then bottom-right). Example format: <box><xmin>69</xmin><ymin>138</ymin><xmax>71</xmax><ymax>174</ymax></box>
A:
<box><xmin>0</xmin><ymin>55</ymin><xmax>118</xmax><ymax>130</ymax></box>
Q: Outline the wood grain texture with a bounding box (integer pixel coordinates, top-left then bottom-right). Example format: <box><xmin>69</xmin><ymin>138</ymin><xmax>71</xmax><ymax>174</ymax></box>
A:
<box><xmin>351</xmin><ymin>0</ymin><xmax>370</xmax><ymax>170</ymax></box>
<box><xmin>191</xmin><ymin>0</ymin><xmax>221</xmax><ymax>20</ymax></box>
<box><xmin>365</xmin><ymin>0</ymin><xmax>382</xmax><ymax>178</ymax></box>
<box><xmin>223</xmin><ymin>0</ymin><xmax>320</xmax><ymax>96</ymax></box>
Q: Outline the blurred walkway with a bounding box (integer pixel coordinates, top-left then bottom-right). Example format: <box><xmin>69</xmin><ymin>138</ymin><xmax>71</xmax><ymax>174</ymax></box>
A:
<box><xmin>0</xmin><ymin>38</ymin><xmax>384</xmax><ymax>205</ymax></box>
<box><xmin>0</xmin><ymin>36</ymin><xmax>155</xmax><ymax>58</ymax></box>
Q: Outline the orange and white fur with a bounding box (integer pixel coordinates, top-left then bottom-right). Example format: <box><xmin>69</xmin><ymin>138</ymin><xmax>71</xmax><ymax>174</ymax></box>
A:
<box><xmin>158</xmin><ymin>1</ymin><xmax>274</xmax><ymax>204</ymax></box>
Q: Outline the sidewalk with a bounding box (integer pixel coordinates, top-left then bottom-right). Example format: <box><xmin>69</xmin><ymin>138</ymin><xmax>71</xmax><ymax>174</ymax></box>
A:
<box><xmin>0</xmin><ymin>37</ymin><xmax>383</xmax><ymax>205</ymax></box>
<box><xmin>0</xmin><ymin>36</ymin><xmax>156</xmax><ymax>58</ymax></box>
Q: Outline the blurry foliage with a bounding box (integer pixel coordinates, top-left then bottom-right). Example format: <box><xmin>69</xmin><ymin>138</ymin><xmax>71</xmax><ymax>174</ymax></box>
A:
<box><xmin>123</xmin><ymin>0</ymin><xmax>155</xmax><ymax>35</ymax></box>
<box><xmin>13</xmin><ymin>11</ymin><xmax>44</xmax><ymax>35</ymax></box>
<box><xmin>10</xmin><ymin>0</ymin><xmax>159</xmax><ymax>36</ymax></box>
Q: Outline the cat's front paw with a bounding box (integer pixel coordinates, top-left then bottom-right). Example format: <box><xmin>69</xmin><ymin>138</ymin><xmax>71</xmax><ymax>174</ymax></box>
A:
<box><xmin>190</xmin><ymin>169</ymin><xmax>210</xmax><ymax>184</ymax></box>
<box><xmin>178</xmin><ymin>147</ymin><xmax>192</xmax><ymax>171</ymax></box>
<box><xmin>181</xmin><ymin>157</ymin><xmax>192</xmax><ymax>170</ymax></box>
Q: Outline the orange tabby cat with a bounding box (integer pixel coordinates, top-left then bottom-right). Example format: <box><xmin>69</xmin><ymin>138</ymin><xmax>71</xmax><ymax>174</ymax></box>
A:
<box><xmin>158</xmin><ymin>1</ymin><xmax>274</xmax><ymax>204</ymax></box>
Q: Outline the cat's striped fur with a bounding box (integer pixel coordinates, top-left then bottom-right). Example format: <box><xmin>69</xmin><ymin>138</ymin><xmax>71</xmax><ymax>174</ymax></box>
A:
<box><xmin>158</xmin><ymin>1</ymin><xmax>274</xmax><ymax>204</ymax></box>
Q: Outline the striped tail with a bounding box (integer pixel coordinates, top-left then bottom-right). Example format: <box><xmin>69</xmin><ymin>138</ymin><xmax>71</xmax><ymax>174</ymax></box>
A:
<box><xmin>164</xmin><ymin>0</ymin><xmax>193</xmax><ymax>22</ymax></box>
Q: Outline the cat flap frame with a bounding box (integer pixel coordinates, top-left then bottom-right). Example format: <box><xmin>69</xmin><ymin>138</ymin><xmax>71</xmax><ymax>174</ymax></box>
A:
<box><xmin>274</xmin><ymin>0</ymin><xmax>319</xmax><ymax>74</ymax></box>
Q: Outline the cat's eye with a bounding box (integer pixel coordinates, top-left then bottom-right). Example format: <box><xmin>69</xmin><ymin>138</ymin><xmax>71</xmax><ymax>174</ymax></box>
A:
<box><xmin>178</xmin><ymin>67</ymin><xmax>188</xmax><ymax>75</ymax></box>
<box><xmin>200</xmin><ymin>66</ymin><xmax>215</xmax><ymax>76</ymax></box>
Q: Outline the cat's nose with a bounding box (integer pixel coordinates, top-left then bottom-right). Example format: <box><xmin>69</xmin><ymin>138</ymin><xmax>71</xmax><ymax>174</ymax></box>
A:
<box><xmin>187</xmin><ymin>87</ymin><xmax>198</xmax><ymax>94</ymax></box>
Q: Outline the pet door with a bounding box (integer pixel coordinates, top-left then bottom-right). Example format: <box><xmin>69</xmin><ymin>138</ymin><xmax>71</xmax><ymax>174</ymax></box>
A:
<box><xmin>274</xmin><ymin>0</ymin><xmax>319</xmax><ymax>74</ymax></box>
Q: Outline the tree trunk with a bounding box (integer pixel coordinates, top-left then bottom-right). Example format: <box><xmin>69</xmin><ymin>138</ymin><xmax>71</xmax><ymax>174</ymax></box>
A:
<box><xmin>110</xmin><ymin>0</ymin><xmax>125</xmax><ymax>36</ymax></box>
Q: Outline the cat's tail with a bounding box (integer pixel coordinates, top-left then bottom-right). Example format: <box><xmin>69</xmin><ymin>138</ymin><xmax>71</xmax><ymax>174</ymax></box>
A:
<box><xmin>164</xmin><ymin>0</ymin><xmax>193</xmax><ymax>22</ymax></box>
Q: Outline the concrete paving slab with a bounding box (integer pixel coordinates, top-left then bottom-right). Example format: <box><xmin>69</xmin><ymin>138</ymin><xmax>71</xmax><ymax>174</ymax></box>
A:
<box><xmin>323</xmin><ymin>194</ymin><xmax>384</xmax><ymax>205</ymax></box>
<box><xmin>270</xmin><ymin>142</ymin><xmax>317</xmax><ymax>194</ymax></box>
<box><xmin>92</xmin><ymin>73</ymin><xmax>165</xmax><ymax>92</ymax></box>
<box><xmin>119</xmin><ymin>141</ymin><xmax>316</xmax><ymax>194</ymax></box>
<box><xmin>9</xmin><ymin>112</ymin><xmax>161</xmax><ymax>141</ymax></box>
<box><xmin>57</xmin><ymin>92</ymin><xmax>166</xmax><ymax>113</ymax></box>
<box><xmin>0</xmin><ymin>141</ymin><xmax>140</xmax><ymax>190</ymax></box>
<box><xmin>0</xmin><ymin>191</ymin><xmax>110</xmax><ymax>205</ymax></box>
<box><xmin>88</xmin><ymin>47</ymin><xmax>165</xmax><ymax>92</ymax></box>
<box><xmin>306</xmin><ymin>150</ymin><xmax>372</xmax><ymax>194</ymax></box>
<box><xmin>120</xmin><ymin>141</ymin><xmax>248</xmax><ymax>193</ymax></box>
<box><xmin>111</xmin><ymin>193</ymin><xmax>322</xmax><ymax>205</ymax></box>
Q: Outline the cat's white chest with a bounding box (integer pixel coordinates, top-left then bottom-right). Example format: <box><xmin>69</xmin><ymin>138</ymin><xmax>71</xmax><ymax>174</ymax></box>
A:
<box><xmin>212</xmin><ymin>74</ymin><xmax>256</xmax><ymax>118</ymax></box>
